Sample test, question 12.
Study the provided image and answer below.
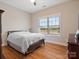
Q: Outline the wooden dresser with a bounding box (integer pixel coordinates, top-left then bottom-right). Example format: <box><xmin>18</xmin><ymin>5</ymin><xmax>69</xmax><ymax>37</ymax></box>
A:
<box><xmin>68</xmin><ymin>34</ymin><xmax>79</xmax><ymax>59</ymax></box>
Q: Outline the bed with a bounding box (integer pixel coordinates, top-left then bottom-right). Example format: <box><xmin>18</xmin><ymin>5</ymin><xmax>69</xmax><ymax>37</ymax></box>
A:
<box><xmin>7</xmin><ymin>30</ymin><xmax>45</xmax><ymax>54</ymax></box>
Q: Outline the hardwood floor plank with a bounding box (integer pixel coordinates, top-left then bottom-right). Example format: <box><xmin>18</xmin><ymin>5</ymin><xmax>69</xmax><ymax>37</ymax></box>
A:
<box><xmin>2</xmin><ymin>43</ymin><xmax>67</xmax><ymax>59</ymax></box>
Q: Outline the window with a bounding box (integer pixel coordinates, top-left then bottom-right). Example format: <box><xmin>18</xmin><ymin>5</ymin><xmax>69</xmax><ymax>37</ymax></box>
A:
<box><xmin>40</xmin><ymin>18</ymin><xmax>48</xmax><ymax>34</ymax></box>
<box><xmin>39</xmin><ymin>16</ymin><xmax>60</xmax><ymax>34</ymax></box>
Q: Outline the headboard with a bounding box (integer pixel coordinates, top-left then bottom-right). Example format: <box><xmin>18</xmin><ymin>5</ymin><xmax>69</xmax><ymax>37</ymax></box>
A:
<box><xmin>7</xmin><ymin>30</ymin><xmax>27</xmax><ymax>37</ymax></box>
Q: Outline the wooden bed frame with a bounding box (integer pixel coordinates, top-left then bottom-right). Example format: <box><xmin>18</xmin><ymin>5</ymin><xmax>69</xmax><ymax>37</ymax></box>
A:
<box><xmin>7</xmin><ymin>30</ymin><xmax>45</xmax><ymax>54</ymax></box>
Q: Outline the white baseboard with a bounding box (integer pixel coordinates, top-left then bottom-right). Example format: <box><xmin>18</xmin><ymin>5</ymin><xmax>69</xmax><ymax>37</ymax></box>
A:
<box><xmin>45</xmin><ymin>40</ymin><xmax>67</xmax><ymax>46</ymax></box>
<box><xmin>2</xmin><ymin>43</ymin><xmax>7</xmax><ymax>47</ymax></box>
<box><xmin>2</xmin><ymin>40</ymin><xmax>67</xmax><ymax>47</ymax></box>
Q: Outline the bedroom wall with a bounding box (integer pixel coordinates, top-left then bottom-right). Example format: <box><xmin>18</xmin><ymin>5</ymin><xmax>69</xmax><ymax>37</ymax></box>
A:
<box><xmin>31</xmin><ymin>0</ymin><xmax>79</xmax><ymax>46</ymax></box>
<box><xmin>0</xmin><ymin>2</ymin><xmax>31</xmax><ymax>46</ymax></box>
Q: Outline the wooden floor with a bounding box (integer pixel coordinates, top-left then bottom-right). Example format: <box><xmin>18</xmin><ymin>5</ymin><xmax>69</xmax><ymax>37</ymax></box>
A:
<box><xmin>2</xmin><ymin>43</ymin><xmax>67</xmax><ymax>59</ymax></box>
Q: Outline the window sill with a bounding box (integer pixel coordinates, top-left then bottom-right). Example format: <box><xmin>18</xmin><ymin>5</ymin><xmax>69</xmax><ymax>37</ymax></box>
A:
<box><xmin>44</xmin><ymin>34</ymin><xmax>61</xmax><ymax>37</ymax></box>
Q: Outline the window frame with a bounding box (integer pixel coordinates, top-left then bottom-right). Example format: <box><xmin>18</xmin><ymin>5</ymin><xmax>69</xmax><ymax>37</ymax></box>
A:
<box><xmin>39</xmin><ymin>13</ymin><xmax>62</xmax><ymax>35</ymax></box>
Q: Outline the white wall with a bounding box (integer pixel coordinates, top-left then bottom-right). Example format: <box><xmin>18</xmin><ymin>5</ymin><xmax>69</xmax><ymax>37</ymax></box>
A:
<box><xmin>31</xmin><ymin>0</ymin><xmax>79</xmax><ymax>46</ymax></box>
<box><xmin>0</xmin><ymin>2</ymin><xmax>31</xmax><ymax>46</ymax></box>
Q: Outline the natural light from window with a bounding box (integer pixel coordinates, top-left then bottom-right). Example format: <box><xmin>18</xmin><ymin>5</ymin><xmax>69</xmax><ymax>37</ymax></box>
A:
<box><xmin>39</xmin><ymin>15</ymin><xmax>60</xmax><ymax>35</ymax></box>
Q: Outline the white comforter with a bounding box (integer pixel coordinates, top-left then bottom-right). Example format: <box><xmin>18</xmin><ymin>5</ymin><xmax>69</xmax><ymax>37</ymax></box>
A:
<box><xmin>7</xmin><ymin>32</ymin><xmax>45</xmax><ymax>54</ymax></box>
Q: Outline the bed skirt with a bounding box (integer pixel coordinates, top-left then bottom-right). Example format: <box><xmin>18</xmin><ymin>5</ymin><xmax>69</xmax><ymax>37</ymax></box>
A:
<box><xmin>7</xmin><ymin>39</ymin><xmax>45</xmax><ymax>54</ymax></box>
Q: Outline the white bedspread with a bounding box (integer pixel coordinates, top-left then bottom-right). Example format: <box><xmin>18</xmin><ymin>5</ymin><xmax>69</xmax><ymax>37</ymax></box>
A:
<box><xmin>7</xmin><ymin>32</ymin><xmax>45</xmax><ymax>54</ymax></box>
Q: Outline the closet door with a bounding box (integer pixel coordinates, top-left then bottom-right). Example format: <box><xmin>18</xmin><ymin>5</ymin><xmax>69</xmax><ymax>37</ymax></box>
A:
<box><xmin>0</xmin><ymin>10</ymin><xmax>4</xmax><ymax>59</ymax></box>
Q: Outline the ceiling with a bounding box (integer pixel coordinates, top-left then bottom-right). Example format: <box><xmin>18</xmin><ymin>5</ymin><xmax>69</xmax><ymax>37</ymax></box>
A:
<box><xmin>0</xmin><ymin>0</ymin><xmax>71</xmax><ymax>13</ymax></box>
